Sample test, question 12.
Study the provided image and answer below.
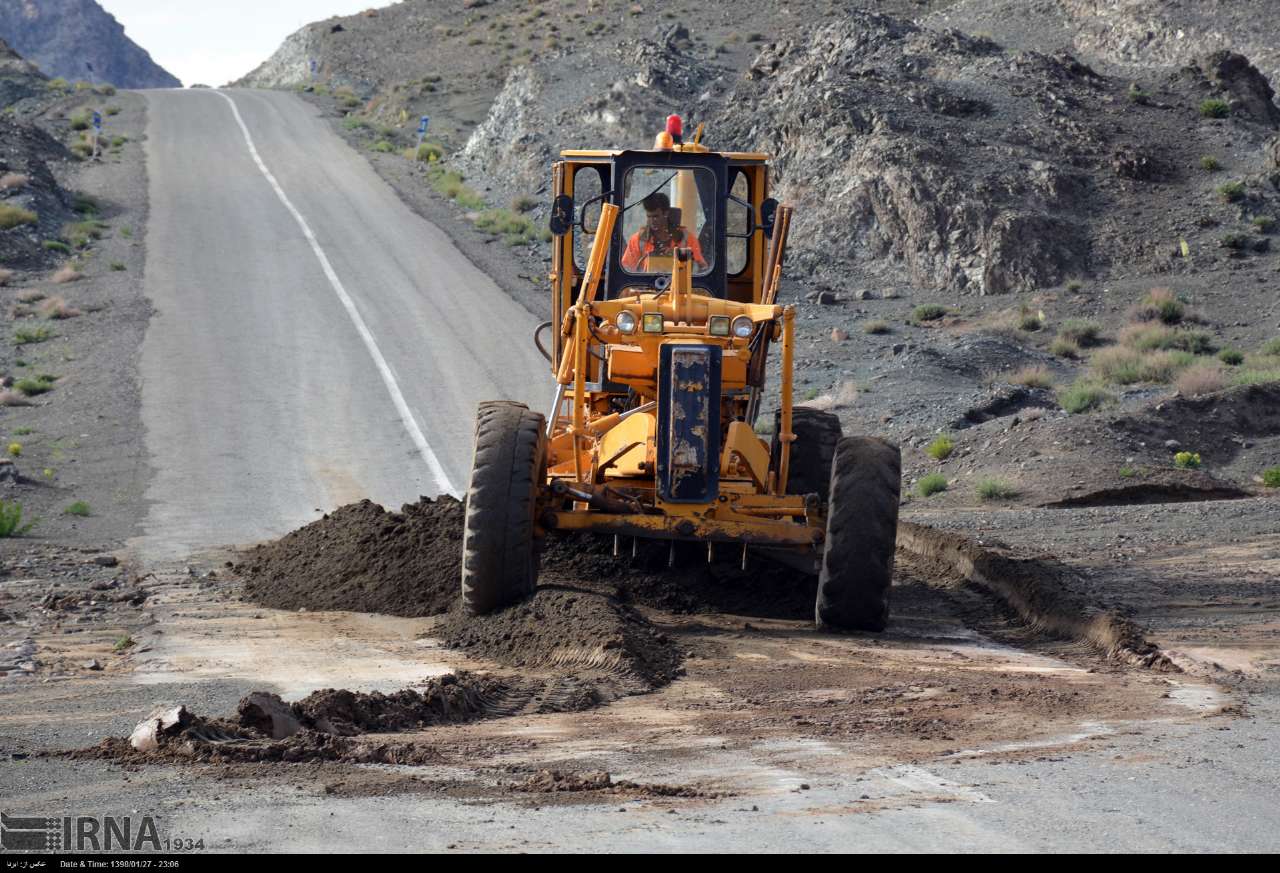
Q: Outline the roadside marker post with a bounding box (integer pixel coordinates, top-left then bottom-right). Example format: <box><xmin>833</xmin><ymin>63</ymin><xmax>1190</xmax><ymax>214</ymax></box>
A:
<box><xmin>309</xmin><ymin>59</ymin><xmax>317</xmax><ymax>80</ymax></box>
<box><xmin>415</xmin><ymin>115</ymin><xmax>430</xmax><ymax>158</ymax></box>
<box><xmin>92</xmin><ymin>110</ymin><xmax>102</xmax><ymax>158</ymax></box>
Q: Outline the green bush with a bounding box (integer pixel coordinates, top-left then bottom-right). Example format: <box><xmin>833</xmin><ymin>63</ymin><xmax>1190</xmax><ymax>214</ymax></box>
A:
<box><xmin>68</xmin><ymin>113</ymin><xmax>91</xmax><ymax>131</ymax></box>
<box><xmin>0</xmin><ymin>203</ymin><xmax>37</xmax><ymax>229</ymax></box>
<box><xmin>911</xmin><ymin>303</ymin><xmax>947</xmax><ymax>323</ymax></box>
<box><xmin>14</xmin><ymin>324</ymin><xmax>55</xmax><ymax>345</ymax></box>
<box><xmin>925</xmin><ymin>434</ymin><xmax>954</xmax><ymax>460</ymax></box>
<box><xmin>1200</xmin><ymin>98</ymin><xmax>1230</xmax><ymax>118</ymax></box>
<box><xmin>1217</xmin><ymin>180</ymin><xmax>1246</xmax><ymax>202</ymax></box>
<box><xmin>42</xmin><ymin>240</ymin><xmax>71</xmax><ymax>253</ymax></box>
<box><xmin>1050</xmin><ymin>336</ymin><xmax>1081</xmax><ymax>358</ymax></box>
<box><xmin>105</xmin><ymin>104</ymin><xmax>121</xmax><ymax>116</ymax></box>
<box><xmin>1218</xmin><ymin>348</ymin><xmax>1244</xmax><ymax>366</ymax></box>
<box><xmin>1174</xmin><ymin>451</ymin><xmax>1202</xmax><ymax>469</ymax></box>
<box><xmin>917</xmin><ymin>473</ymin><xmax>948</xmax><ymax>497</ymax></box>
<box><xmin>1253</xmin><ymin>216</ymin><xmax>1276</xmax><ymax>233</ymax></box>
<box><xmin>1262</xmin><ymin>338</ymin><xmax>1280</xmax><ymax>357</ymax></box>
<box><xmin>371</xmin><ymin>140</ymin><xmax>394</xmax><ymax>153</ymax></box>
<box><xmin>14</xmin><ymin>375</ymin><xmax>55</xmax><ymax>396</ymax></box>
<box><xmin>976</xmin><ymin>478</ymin><xmax>1017</xmax><ymax>500</ymax></box>
<box><xmin>0</xmin><ymin>500</ymin><xmax>36</xmax><ymax>537</ymax></box>
<box><xmin>1119</xmin><ymin>466</ymin><xmax>1137</xmax><ymax>479</ymax></box>
<box><xmin>64</xmin><ymin>500</ymin><xmax>91</xmax><ymax>517</ymax></box>
<box><xmin>1059</xmin><ymin>381</ymin><xmax>1109</xmax><ymax>413</ymax></box>
<box><xmin>1058</xmin><ymin>318</ymin><xmax>1101</xmax><ymax>346</ymax></box>
<box><xmin>1263</xmin><ymin>467</ymin><xmax>1280</xmax><ymax>488</ymax></box>
<box><xmin>342</xmin><ymin>117</ymin><xmax>371</xmax><ymax>131</ymax></box>
<box><xmin>1200</xmin><ymin>155</ymin><xmax>1221</xmax><ymax>171</ymax></box>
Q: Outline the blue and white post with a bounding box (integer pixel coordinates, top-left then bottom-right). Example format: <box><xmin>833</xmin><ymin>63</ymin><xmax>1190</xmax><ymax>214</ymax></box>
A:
<box><xmin>415</xmin><ymin>115</ymin><xmax>430</xmax><ymax>158</ymax></box>
<box><xmin>91</xmin><ymin>110</ymin><xmax>102</xmax><ymax>158</ymax></box>
<box><xmin>309</xmin><ymin>58</ymin><xmax>317</xmax><ymax>82</ymax></box>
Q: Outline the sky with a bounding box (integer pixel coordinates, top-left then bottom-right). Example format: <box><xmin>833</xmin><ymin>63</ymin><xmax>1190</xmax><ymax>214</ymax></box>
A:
<box><xmin>97</xmin><ymin>1</ymin><xmax>378</xmax><ymax>87</ymax></box>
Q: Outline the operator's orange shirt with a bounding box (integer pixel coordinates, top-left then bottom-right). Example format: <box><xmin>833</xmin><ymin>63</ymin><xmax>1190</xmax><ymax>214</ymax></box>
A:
<box><xmin>621</xmin><ymin>226</ymin><xmax>706</xmax><ymax>271</ymax></box>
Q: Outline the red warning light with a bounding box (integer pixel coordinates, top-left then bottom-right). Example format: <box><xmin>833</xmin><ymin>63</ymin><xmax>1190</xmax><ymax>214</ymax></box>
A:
<box><xmin>666</xmin><ymin>114</ymin><xmax>683</xmax><ymax>143</ymax></box>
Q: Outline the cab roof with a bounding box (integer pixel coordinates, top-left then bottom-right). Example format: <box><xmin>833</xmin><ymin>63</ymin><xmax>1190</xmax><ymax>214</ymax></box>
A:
<box><xmin>560</xmin><ymin>147</ymin><xmax>769</xmax><ymax>163</ymax></box>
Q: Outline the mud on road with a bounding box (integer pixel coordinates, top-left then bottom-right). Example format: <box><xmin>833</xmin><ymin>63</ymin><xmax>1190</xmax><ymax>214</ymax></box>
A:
<box><xmin>5</xmin><ymin>495</ymin><xmax>1230</xmax><ymax>812</ymax></box>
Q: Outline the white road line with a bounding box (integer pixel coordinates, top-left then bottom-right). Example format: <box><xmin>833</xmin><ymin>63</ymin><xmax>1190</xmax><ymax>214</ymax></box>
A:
<box><xmin>214</xmin><ymin>90</ymin><xmax>457</xmax><ymax>495</ymax></box>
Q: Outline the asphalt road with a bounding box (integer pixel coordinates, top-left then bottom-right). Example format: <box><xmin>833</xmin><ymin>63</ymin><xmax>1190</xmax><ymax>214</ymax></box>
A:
<box><xmin>133</xmin><ymin>88</ymin><xmax>547</xmax><ymax>561</ymax></box>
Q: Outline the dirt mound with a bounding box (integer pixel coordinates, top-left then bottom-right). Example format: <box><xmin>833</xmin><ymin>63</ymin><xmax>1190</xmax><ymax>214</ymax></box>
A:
<box><xmin>435</xmin><ymin>587</ymin><xmax>683</xmax><ymax>691</ymax></box>
<box><xmin>235</xmin><ymin>496</ymin><xmax>464</xmax><ymax>617</ymax></box>
<box><xmin>509</xmin><ymin>768</ymin><xmax>718</xmax><ymax>798</ymax></box>
<box><xmin>289</xmin><ymin>672</ymin><xmax>513</xmax><ymax>734</ymax></box>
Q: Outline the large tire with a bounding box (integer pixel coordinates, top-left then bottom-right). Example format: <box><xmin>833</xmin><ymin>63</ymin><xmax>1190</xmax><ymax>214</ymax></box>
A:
<box><xmin>461</xmin><ymin>401</ymin><xmax>546</xmax><ymax>616</ymax></box>
<box><xmin>772</xmin><ymin>406</ymin><xmax>842</xmax><ymax>503</ymax></box>
<box><xmin>815</xmin><ymin>436</ymin><xmax>901</xmax><ymax>631</ymax></box>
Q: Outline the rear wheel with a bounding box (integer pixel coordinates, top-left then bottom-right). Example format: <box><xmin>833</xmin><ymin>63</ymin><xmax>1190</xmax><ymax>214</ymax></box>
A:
<box><xmin>461</xmin><ymin>401</ymin><xmax>546</xmax><ymax>616</ymax></box>
<box><xmin>815</xmin><ymin>436</ymin><xmax>901</xmax><ymax>631</ymax></box>
<box><xmin>772</xmin><ymin>406</ymin><xmax>842</xmax><ymax>502</ymax></box>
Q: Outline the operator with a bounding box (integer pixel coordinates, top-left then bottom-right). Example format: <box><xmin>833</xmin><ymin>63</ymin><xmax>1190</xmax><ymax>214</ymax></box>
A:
<box><xmin>621</xmin><ymin>192</ymin><xmax>707</xmax><ymax>272</ymax></box>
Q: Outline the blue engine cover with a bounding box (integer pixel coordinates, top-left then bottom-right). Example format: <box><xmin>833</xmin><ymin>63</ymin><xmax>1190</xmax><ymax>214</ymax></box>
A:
<box><xmin>656</xmin><ymin>344</ymin><xmax>722</xmax><ymax>502</ymax></box>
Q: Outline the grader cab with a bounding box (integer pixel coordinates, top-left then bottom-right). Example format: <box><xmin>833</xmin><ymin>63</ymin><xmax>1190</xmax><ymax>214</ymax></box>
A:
<box><xmin>461</xmin><ymin>116</ymin><xmax>901</xmax><ymax>630</ymax></box>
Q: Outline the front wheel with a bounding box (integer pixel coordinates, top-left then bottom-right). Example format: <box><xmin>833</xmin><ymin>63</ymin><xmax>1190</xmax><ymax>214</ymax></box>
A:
<box><xmin>461</xmin><ymin>401</ymin><xmax>546</xmax><ymax>616</ymax></box>
<box><xmin>815</xmin><ymin>436</ymin><xmax>901</xmax><ymax>631</ymax></box>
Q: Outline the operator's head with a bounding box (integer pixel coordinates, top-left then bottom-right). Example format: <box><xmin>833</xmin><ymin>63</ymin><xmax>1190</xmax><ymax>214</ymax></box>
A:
<box><xmin>642</xmin><ymin>192</ymin><xmax>671</xmax><ymax>235</ymax></box>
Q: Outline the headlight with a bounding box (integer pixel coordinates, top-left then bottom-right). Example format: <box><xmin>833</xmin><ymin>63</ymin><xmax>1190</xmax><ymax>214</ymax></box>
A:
<box><xmin>708</xmin><ymin>315</ymin><xmax>730</xmax><ymax>337</ymax></box>
<box><xmin>616</xmin><ymin>311</ymin><xmax>637</xmax><ymax>334</ymax></box>
<box><xmin>642</xmin><ymin>312</ymin><xmax>664</xmax><ymax>334</ymax></box>
<box><xmin>731</xmin><ymin>315</ymin><xmax>754</xmax><ymax>339</ymax></box>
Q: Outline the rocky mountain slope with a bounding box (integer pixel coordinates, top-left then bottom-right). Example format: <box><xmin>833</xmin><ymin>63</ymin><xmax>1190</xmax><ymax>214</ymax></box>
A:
<box><xmin>0</xmin><ymin>0</ymin><xmax>179</xmax><ymax>88</ymax></box>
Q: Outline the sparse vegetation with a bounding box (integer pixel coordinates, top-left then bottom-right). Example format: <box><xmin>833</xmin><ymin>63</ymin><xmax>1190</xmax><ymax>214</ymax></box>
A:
<box><xmin>1175</xmin><ymin>362</ymin><xmax>1226</xmax><ymax>396</ymax></box>
<box><xmin>1218</xmin><ymin>348</ymin><xmax>1244</xmax><ymax>366</ymax></box>
<box><xmin>1199</xmin><ymin>98</ymin><xmax>1230</xmax><ymax>118</ymax></box>
<box><xmin>510</xmin><ymin>195</ymin><xmax>538</xmax><ymax>213</ymax></box>
<box><xmin>925</xmin><ymin>434</ymin><xmax>954</xmax><ymax>460</ymax></box>
<box><xmin>40</xmin><ymin>296</ymin><xmax>80</xmax><ymax>319</ymax></box>
<box><xmin>1065</xmin><ymin>279</ymin><xmax>1083</xmax><ymax>293</ymax></box>
<box><xmin>911</xmin><ymin>303</ymin><xmax>947</xmax><ymax>323</ymax></box>
<box><xmin>1058</xmin><ymin>318</ymin><xmax>1102</xmax><ymax>347</ymax></box>
<box><xmin>1217</xmin><ymin>180</ymin><xmax>1245</xmax><ymax>202</ymax></box>
<box><xmin>42</xmin><ymin>240</ymin><xmax>71</xmax><ymax>254</ymax></box>
<box><xmin>112</xmin><ymin>635</ymin><xmax>135</xmax><ymax>653</ymax></box>
<box><xmin>14</xmin><ymin>324</ymin><xmax>55</xmax><ymax>345</ymax></box>
<box><xmin>976</xmin><ymin>478</ymin><xmax>1017</xmax><ymax>500</ymax></box>
<box><xmin>109</xmin><ymin>261</ymin><xmax>126</xmax><ymax>271</ymax></box>
<box><xmin>1174</xmin><ymin>451</ymin><xmax>1202</xmax><ymax>469</ymax></box>
<box><xmin>0</xmin><ymin>203</ymin><xmax>38</xmax><ymax>229</ymax></box>
<box><xmin>342</xmin><ymin>117</ymin><xmax>371</xmax><ymax>131</ymax></box>
<box><xmin>64</xmin><ymin>500</ymin><xmax>91</xmax><ymax>517</ymax></box>
<box><xmin>1253</xmin><ymin>216</ymin><xmax>1276</xmax><ymax>233</ymax></box>
<box><xmin>105</xmin><ymin>104</ymin><xmax>121</xmax><ymax>116</ymax></box>
<box><xmin>0</xmin><ymin>172</ymin><xmax>29</xmax><ymax>191</ymax></box>
<box><xmin>68</xmin><ymin>112</ymin><xmax>91</xmax><ymax>130</ymax></box>
<box><xmin>1262</xmin><ymin>467</ymin><xmax>1280</xmax><ymax>488</ymax></box>
<box><xmin>1262</xmin><ymin>338</ymin><xmax>1280</xmax><ymax>357</ymax></box>
<box><xmin>0</xmin><ymin>500</ymin><xmax>36</xmax><ymax>537</ymax></box>
<box><xmin>917</xmin><ymin>473</ymin><xmax>948</xmax><ymax>497</ymax></box>
<box><xmin>1058</xmin><ymin>380</ymin><xmax>1109</xmax><ymax>413</ymax></box>
<box><xmin>1010</xmin><ymin>365</ymin><xmax>1053</xmax><ymax>389</ymax></box>
<box><xmin>473</xmin><ymin>208</ymin><xmax>541</xmax><ymax>246</ymax></box>
<box><xmin>1050</xmin><ymin>336</ymin><xmax>1081</xmax><ymax>358</ymax></box>
<box><xmin>1119</xmin><ymin>466</ymin><xmax>1138</xmax><ymax>479</ymax></box>
<box><xmin>1118</xmin><ymin>323</ymin><xmax>1212</xmax><ymax>354</ymax></box>
<box><xmin>1128</xmin><ymin>287</ymin><xmax>1184</xmax><ymax>324</ymax></box>
<box><xmin>52</xmin><ymin>266</ymin><xmax>82</xmax><ymax>284</ymax></box>
<box><xmin>862</xmin><ymin>319</ymin><xmax>890</xmax><ymax>335</ymax></box>
<box><xmin>1126</xmin><ymin>83</ymin><xmax>1150</xmax><ymax>105</ymax></box>
<box><xmin>1017</xmin><ymin>305</ymin><xmax>1044</xmax><ymax>332</ymax></box>
<box><xmin>371</xmin><ymin>140</ymin><xmax>395</xmax><ymax>153</ymax></box>
<box><xmin>14</xmin><ymin>375</ymin><xmax>56</xmax><ymax>396</ymax></box>
<box><xmin>1199</xmin><ymin>155</ymin><xmax>1221</xmax><ymax>171</ymax></box>
<box><xmin>7</xmin><ymin>442</ymin><xmax>20</xmax><ymax>456</ymax></box>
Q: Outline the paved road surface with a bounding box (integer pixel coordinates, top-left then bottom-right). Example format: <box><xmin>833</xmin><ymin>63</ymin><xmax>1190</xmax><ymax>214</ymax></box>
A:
<box><xmin>134</xmin><ymin>88</ymin><xmax>547</xmax><ymax>561</ymax></box>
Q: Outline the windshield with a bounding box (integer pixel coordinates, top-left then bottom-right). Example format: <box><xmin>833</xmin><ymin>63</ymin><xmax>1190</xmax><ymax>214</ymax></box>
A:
<box><xmin>618</xmin><ymin>165</ymin><xmax>715</xmax><ymax>277</ymax></box>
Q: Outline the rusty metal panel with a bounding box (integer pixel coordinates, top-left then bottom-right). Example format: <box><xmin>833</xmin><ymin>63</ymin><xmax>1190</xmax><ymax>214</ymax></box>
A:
<box><xmin>657</xmin><ymin>344</ymin><xmax>721</xmax><ymax>502</ymax></box>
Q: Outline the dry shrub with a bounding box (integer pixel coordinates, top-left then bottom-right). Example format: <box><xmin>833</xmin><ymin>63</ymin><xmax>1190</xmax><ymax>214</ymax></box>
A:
<box><xmin>0</xmin><ymin>268</ymin><xmax>11</xmax><ymax>286</ymax></box>
<box><xmin>15</xmin><ymin>289</ymin><xmax>44</xmax><ymax>303</ymax></box>
<box><xmin>1010</xmin><ymin>365</ymin><xmax>1053</xmax><ymax>389</ymax></box>
<box><xmin>807</xmin><ymin>381</ymin><xmax>859</xmax><ymax>411</ymax></box>
<box><xmin>1175</xmin><ymin>362</ymin><xmax>1227</xmax><ymax>396</ymax></box>
<box><xmin>0</xmin><ymin>173</ymin><xmax>28</xmax><ymax>191</ymax></box>
<box><xmin>39</xmin><ymin>295</ymin><xmax>81</xmax><ymax>319</ymax></box>
<box><xmin>51</xmin><ymin>266</ymin><xmax>82</xmax><ymax>284</ymax></box>
<box><xmin>1127</xmin><ymin>287</ymin><xmax>1184</xmax><ymax>324</ymax></box>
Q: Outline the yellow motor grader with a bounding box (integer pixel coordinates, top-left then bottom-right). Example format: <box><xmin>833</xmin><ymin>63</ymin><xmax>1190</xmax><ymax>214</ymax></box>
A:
<box><xmin>461</xmin><ymin>116</ymin><xmax>901</xmax><ymax>630</ymax></box>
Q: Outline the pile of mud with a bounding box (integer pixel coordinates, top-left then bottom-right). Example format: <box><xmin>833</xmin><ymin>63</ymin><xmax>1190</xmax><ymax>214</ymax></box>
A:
<box><xmin>508</xmin><ymin>769</ymin><xmax>718</xmax><ymax>798</ymax></box>
<box><xmin>66</xmin><ymin>672</ymin><xmax>592</xmax><ymax>766</ymax></box>
<box><xmin>235</xmin><ymin>497</ymin><xmax>464</xmax><ymax>617</ymax></box>
<box><xmin>435</xmin><ymin>588</ymin><xmax>682</xmax><ymax>691</ymax></box>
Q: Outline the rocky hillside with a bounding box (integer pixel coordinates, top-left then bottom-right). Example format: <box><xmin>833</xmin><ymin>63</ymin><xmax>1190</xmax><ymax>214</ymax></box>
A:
<box><xmin>0</xmin><ymin>0</ymin><xmax>179</xmax><ymax>88</ymax></box>
<box><xmin>247</xmin><ymin>0</ymin><xmax>1279</xmax><ymax>299</ymax></box>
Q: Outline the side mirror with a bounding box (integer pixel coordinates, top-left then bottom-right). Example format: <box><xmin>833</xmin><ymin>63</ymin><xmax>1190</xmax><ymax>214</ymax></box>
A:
<box><xmin>549</xmin><ymin>194</ymin><xmax>574</xmax><ymax>237</ymax></box>
<box><xmin>760</xmin><ymin>198</ymin><xmax>779</xmax><ymax>239</ymax></box>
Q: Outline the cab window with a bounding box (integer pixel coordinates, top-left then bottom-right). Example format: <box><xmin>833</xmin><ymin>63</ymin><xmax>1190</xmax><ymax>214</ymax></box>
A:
<box><xmin>572</xmin><ymin>164</ymin><xmax>605</xmax><ymax>270</ymax></box>
<box><xmin>617</xmin><ymin>165</ymin><xmax>715</xmax><ymax>277</ymax></box>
